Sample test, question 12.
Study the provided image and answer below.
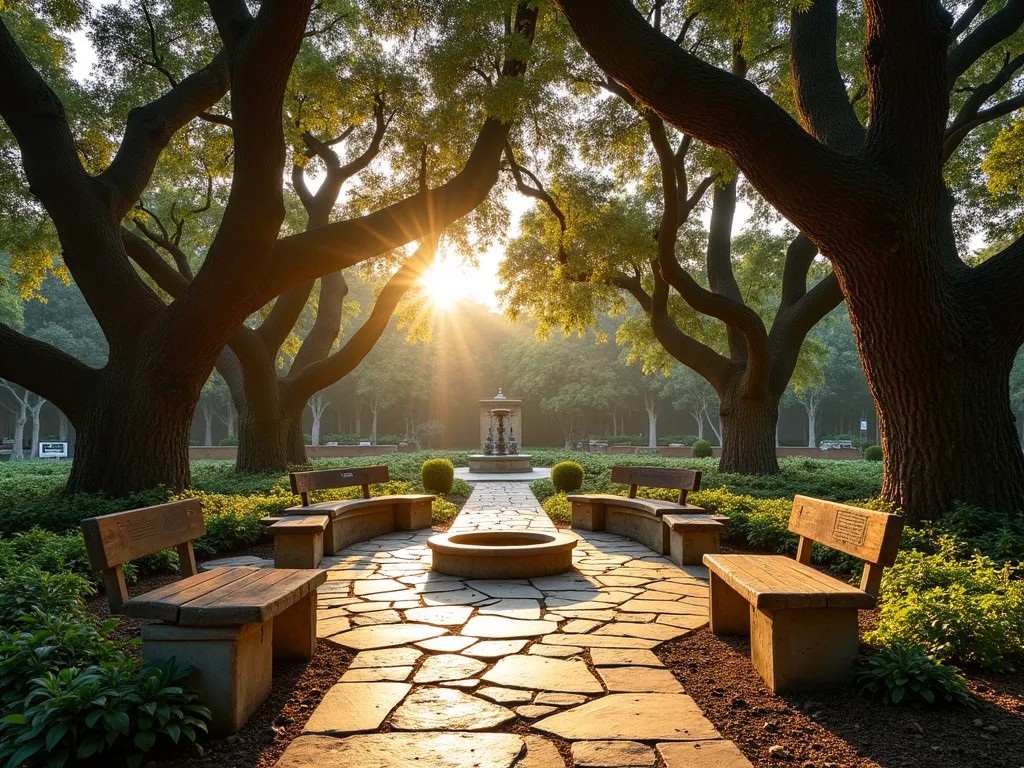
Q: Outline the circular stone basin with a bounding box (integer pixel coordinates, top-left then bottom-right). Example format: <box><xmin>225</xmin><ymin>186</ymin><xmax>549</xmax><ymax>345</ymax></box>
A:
<box><xmin>427</xmin><ymin>530</ymin><xmax>577</xmax><ymax>579</ymax></box>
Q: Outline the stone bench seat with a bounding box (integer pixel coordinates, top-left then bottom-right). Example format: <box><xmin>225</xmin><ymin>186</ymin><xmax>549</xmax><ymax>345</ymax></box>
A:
<box><xmin>703</xmin><ymin>496</ymin><xmax>902</xmax><ymax>693</ymax></box>
<box><xmin>663</xmin><ymin>513</ymin><xmax>730</xmax><ymax>566</ymax></box>
<box><xmin>568</xmin><ymin>467</ymin><xmax>721</xmax><ymax>565</ymax></box>
<box><xmin>268</xmin><ymin>467</ymin><xmax>434</xmax><ymax>563</ymax></box>
<box><xmin>267</xmin><ymin>514</ymin><xmax>329</xmax><ymax>568</ymax></box>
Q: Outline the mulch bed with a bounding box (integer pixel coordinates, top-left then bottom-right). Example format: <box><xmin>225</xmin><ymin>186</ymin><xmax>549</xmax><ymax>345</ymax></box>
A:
<box><xmin>658</xmin><ymin>622</ymin><xmax>1024</xmax><ymax>768</ymax></box>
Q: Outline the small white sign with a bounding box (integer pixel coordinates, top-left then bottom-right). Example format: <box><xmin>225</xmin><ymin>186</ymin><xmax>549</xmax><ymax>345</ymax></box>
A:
<box><xmin>860</xmin><ymin>420</ymin><xmax>868</xmax><ymax>430</ymax></box>
<box><xmin>359</xmin><ymin>441</ymin><xmax>372</xmax><ymax>447</ymax></box>
<box><xmin>39</xmin><ymin>441</ymin><xmax>68</xmax><ymax>459</ymax></box>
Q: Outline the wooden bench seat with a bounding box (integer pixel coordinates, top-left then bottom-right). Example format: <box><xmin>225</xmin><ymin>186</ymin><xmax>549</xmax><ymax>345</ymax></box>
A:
<box><xmin>570</xmin><ymin>467</ymin><xmax>725</xmax><ymax>564</ymax></box>
<box><xmin>703</xmin><ymin>496</ymin><xmax>903</xmax><ymax>693</ymax></box>
<box><xmin>81</xmin><ymin>501</ymin><xmax>326</xmax><ymax>734</ymax></box>
<box><xmin>265</xmin><ymin>467</ymin><xmax>433</xmax><ymax>562</ymax></box>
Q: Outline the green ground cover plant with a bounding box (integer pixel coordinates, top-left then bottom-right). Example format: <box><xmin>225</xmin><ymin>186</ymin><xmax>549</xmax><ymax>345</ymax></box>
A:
<box><xmin>0</xmin><ymin>561</ymin><xmax>210</xmax><ymax>766</ymax></box>
<box><xmin>854</xmin><ymin>643</ymin><xmax>973</xmax><ymax>708</ymax></box>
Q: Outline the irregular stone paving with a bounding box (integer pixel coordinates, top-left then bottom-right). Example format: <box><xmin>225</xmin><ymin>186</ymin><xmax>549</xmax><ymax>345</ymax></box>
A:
<box><xmin>245</xmin><ymin>482</ymin><xmax>754</xmax><ymax>767</ymax></box>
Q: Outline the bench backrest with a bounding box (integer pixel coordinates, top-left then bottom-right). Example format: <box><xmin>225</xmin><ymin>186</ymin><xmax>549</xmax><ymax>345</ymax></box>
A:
<box><xmin>611</xmin><ymin>466</ymin><xmax>702</xmax><ymax>505</ymax></box>
<box><xmin>80</xmin><ymin>498</ymin><xmax>205</xmax><ymax>614</ymax></box>
<box><xmin>290</xmin><ymin>465</ymin><xmax>390</xmax><ymax>505</ymax></box>
<box><xmin>789</xmin><ymin>495</ymin><xmax>904</xmax><ymax>597</ymax></box>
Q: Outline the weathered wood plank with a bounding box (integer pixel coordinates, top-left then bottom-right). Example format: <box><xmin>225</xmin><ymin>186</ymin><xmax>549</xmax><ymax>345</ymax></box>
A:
<box><xmin>267</xmin><ymin>515</ymin><xmax>329</xmax><ymax>535</ymax></box>
<box><xmin>124</xmin><ymin>567</ymin><xmax>260</xmax><ymax>622</ymax></box>
<box><xmin>289</xmin><ymin>466</ymin><xmax>390</xmax><ymax>503</ymax></box>
<box><xmin>789</xmin><ymin>496</ymin><xmax>903</xmax><ymax>566</ymax></box>
<box><xmin>178</xmin><ymin>570</ymin><xmax>326</xmax><ymax>626</ymax></box>
<box><xmin>610</xmin><ymin>466</ymin><xmax>701</xmax><ymax>503</ymax></box>
<box><xmin>81</xmin><ymin>499</ymin><xmax>205</xmax><ymax>570</ymax></box>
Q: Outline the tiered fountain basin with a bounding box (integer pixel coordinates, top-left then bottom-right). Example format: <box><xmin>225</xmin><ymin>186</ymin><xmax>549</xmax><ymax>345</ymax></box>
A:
<box><xmin>467</xmin><ymin>454</ymin><xmax>533</xmax><ymax>473</ymax></box>
<box><xmin>427</xmin><ymin>530</ymin><xmax>577</xmax><ymax>578</ymax></box>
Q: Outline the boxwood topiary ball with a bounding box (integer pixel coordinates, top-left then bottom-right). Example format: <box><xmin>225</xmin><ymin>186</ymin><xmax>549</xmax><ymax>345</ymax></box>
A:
<box><xmin>551</xmin><ymin>461</ymin><xmax>584</xmax><ymax>492</ymax></box>
<box><xmin>421</xmin><ymin>458</ymin><xmax>455</xmax><ymax>494</ymax></box>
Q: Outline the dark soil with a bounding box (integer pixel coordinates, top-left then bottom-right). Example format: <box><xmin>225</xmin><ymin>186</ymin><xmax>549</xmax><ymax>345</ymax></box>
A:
<box><xmin>658</xmin><ymin>623</ymin><xmax>1024</xmax><ymax>768</ymax></box>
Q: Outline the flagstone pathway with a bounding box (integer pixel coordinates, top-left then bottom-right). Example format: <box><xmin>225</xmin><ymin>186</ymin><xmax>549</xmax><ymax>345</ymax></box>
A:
<box><xmin>225</xmin><ymin>483</ymin><xmax>752</xmax><ymax>767</ymax></box>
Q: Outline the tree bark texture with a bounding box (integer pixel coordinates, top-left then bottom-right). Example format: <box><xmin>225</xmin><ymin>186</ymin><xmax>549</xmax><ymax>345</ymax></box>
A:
<box><xmin>717</xmin><ymin>381</ymin><xmax>780</xmax><ymax>475</ymax></box>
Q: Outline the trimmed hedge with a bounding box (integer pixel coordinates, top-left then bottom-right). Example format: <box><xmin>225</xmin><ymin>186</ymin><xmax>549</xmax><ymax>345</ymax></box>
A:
<box><xmin>551</xmin><ymin>461</ymin><xmax>584</xmax><ymax>493</ymax></box>
<box><xmin>421</xmin><ymin>458</ymin><xmax>455</xmax><ymax>495</ymax></box>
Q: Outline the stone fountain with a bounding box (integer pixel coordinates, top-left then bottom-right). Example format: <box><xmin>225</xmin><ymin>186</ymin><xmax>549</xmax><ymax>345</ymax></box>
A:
<box><xmin>467</xmin><ymin>391</ymin><xmax>532</xmax><ymax>474</ymax></box>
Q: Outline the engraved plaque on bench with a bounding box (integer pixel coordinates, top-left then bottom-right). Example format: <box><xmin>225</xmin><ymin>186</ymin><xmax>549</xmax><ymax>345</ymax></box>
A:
<box><xmin>832</xmin><ymin>508</ymin><xmax>868</xmax><ymax>546</ymax></box>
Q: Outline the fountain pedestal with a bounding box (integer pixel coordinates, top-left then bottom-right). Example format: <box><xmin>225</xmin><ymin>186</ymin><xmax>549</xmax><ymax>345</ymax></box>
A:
<box><xmin>467</xmin><ymin>454</ymin><xmax>533</xmax><ymax>473</ymax></box>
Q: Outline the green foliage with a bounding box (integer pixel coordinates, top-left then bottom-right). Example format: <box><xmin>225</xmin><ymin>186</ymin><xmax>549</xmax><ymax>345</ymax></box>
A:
<box><xmin>217</xmin><ymin>435</ymin><xmax>238</xmax><ymax>446</ymax></box>
<box><xmin>854</xmin><ymin>644</ymin><xmax>973</xmax><ymax>708</ymax></box>
<box><xmin>691</xmin><ymin>439</ymin><xmax>713</xmax><ymax>458</ymax></box>
<box><xmin>0</xmin><ymin>660</ymin><xmax>210</xmax><ymax>768</ymax></box>
<box><xmin>449</xmin><ymin>478</ymin><xmax>473</xmax><ymax>497</ymax></box>
<box><xmin>420</xmin><ymin>458</ymin><xmax>455</xmax><ymax>495</ymax></box>
<box><xmin>431</xmin><ymin>497</ymin><xmax>458</xmax><ymax>526</ymax></box>
<box><xmin>551</xmin><ymin>461</ymin><xmax>584</xmax><ymax>492</ymax></box>
<box><xmin>542</xmin><ymin>492</ymin><xmax>571</xmax><ymax>525</ymax></box>
<box><xmin>867</xmin><ymin>549</ymin><xmax>1024</xmax><ymax>670</ymax></box>
<box><xmin>864</xmin><ymin>444</ymin><xmax>883</xmax><ymax>461</ymax></box>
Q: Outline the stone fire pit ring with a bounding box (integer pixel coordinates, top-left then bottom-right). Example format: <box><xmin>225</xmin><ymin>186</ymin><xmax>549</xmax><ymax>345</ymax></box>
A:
<box><xmin>427</xmin><ymin>530</ymin><xmax>577</xmax><ymax>579</ymax></box>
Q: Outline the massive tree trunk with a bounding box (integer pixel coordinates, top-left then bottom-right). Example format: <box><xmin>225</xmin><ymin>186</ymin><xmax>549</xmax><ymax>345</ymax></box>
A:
<box><xmin>67</xmin><ymin>364</ymin><xmax>198</xmax><ymax>494</ymax></box>
<box><xmin>844</xmin><ymin>261</ymin><xmax>1024</xmax><ymax>522</ymax></box>
<box><xmin>716</xmin><ymin>380</ymin><xmax>779</xmax><ymax>475</ymax></box>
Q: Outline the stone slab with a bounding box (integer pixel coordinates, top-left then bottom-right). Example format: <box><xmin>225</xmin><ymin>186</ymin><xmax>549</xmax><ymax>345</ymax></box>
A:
<box><xmin>518</xmin><ymin>735</ymin><xmax>567</xmax><ymax>768</ymax></box>
<box><xmin>516</xmin><ymin>704</ymin><xmax>558</xmax><ymax>719</ymax></box>
<box><xmin>404</xmin><ymin>605</ymin><xmax>474</xmax><ymax>626</ymax></box>
<box><xmin>483</xmin><ymin>655</ymin><xmax>603</xmax><ymax>693</ymax></box>
<box><xmin>350</xmin><ymin>647</ymin><xmax>422</xmax><ymax>668</ymax></box>
<box><xmin>532</xmin><ymin>694</ymin><xmax>721</xmax><ymax>741</ymax></box>
<box><xmin>594</xmin><ymin>622</ymin><xmax>690</xmax><ymax>641</ymax></box>
<box><xmin>302</xmin><ymin>682</ymin><xmax>410</xmax><ymax>735</ymax></box>
<box><xmin>462</xmin><ymin>639</ymin><xmax>528</xmax><ymax>658</ymax></box>
<box><xmin>416</xmin><ymin>635</ymin><xmax>479</xmax><ymax>652</ymax></box>
<box><xmin>477</xmin><ymin>598</ymin><xmax>542</xmax><ymax>620</ymax></box>
<box><xmin>534</xmin><ymin>692</ymin><xmax>588</xmax><ymax>706</ymax></box>
<box><xmin>274</xmin><ymin>732</ymin><xmax>525</xmax><ymax>768</ymax></box>
<box><xmin>529</xmin><ymin>644</ymin><xmax>584</xmax><ymax>657</ymax></box>
<box><xmin>657</xmin><ymin>740</ymin><xmax>754</xmax><ymax>767</ymax></box>
<box><xmin>590</xmin><ymin>648</ymin><xmax>664</xmax><ymax>668</ymax></box>
<box><xmin>461</xmin><ymin>616</ymin><xmax>556</xmax><ymax>639</ymax></box>
<box><xmin>390</xmin><ymin>687</ymin><xmax>516</xmax><ymax>731</ymax></box>
<box><xmin>572</xmin><ymin>740</ymin><xmax>656</xmax><ymax>767</ymax></box>
<box><xmin>477</xmin><ymin>686</ymin><xmax>534</xmax><ymax>704</ymax></box>
<box><xmin>340</xmin><ymin>666</ymin><xmax>413</xmax><ymax>682</ymax></box>
<box><xmin>414</xmin><ymin>654</ymin><xmax>486</xmax><ymax>683</ymax></box>
<box><xmin>598</xmin><ymin>666</ymin><xmax>684</xmax><ymax>693</ymax></box>
<box><xmin>329</xmin><ymin>624</ymin><xmax>446</xmax><ymax>650</ymax></box>
<box><xmin>467</xmin><ymin>580</ymin><xmax>544</xmax><ymax>599</ymax></box>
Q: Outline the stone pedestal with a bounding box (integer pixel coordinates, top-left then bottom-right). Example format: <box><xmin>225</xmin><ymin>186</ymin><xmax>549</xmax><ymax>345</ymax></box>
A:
<box><xmin>141</xmin><ymin>621</ymin><xmax>273</xmax><ymax>735</ymax></box>
<box><xmin>468</xmin><ymin>454</ymin><xmax>533</xmax><ymax>474</ymax></box>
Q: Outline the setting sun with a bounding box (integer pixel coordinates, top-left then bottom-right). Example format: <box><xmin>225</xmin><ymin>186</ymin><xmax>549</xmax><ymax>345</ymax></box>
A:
<box><xmin>419</xmin><ymin>257</ymin><xmax>476</xmax><ymax>310</ymax></box>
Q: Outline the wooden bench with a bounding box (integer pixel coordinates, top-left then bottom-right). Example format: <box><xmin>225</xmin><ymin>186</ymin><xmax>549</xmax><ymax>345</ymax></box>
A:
<box><xmin>569</xmin><ymin>466</ymin><xmax>729</xmax><ymax>564</ymax></box>
<box><xmin>81</xmin><ymin>500</ymin><xmax>326</xmax><ymax>734</ymax></box>
<box><xmin>703</xmin><ymin>495</ymin><xmax>903</xmax><ymax>693</ymax></box>
<box><xmin>263</xmin><ymin>466</ymin><xmax>433</xmax><ymax>564</ymax></box>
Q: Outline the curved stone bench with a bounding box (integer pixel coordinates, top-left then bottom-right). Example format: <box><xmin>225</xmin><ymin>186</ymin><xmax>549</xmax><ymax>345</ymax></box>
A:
<box><xmin>262</xmin><ymin>467</ymin><xmax>433</xmax><ymax>567</ymax></box>
<box><xmin>569</xmin><ymin>467</ymin><xmax>728</xmax><ymax>565</ymax></box>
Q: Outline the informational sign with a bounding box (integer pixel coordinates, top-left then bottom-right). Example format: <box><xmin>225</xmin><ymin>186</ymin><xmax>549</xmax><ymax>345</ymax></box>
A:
<box><xmin>860</xmin><ymin>420</ymin><xmax>868</xmax><ymax>430</ymax></box>
<box><xmin>819</xmin><ymin>439</ymin><xmax>854</xmax><ymax>451</ymax></box>
<box><xmin>38</xmin><ymin>441</ymin><xmax>69</xmax><ymax>459</ymax></box>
